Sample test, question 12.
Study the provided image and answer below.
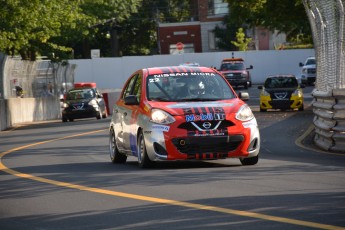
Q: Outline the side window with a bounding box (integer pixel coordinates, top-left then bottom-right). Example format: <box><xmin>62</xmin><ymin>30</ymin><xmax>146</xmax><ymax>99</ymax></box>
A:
<box><xmin>132</xmin><ymin>74</ymin><xmax>142</xmax><ymax>102</ymax></box>
<box><xmin>122</xmin><ymin>74</ymin><xmax>138</xmax><ymax>99</ymax></box>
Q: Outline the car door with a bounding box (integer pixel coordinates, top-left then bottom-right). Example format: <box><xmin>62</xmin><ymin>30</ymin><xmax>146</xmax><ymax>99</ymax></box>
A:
<box><xmin>121</xmin><ymin>73</ymin><xmax>142</xmax><ymax>153</ymax></box>
<box><xmin>113</xmin><ymin>74</ymin><xmax>137</xmax><ymax>151</ymax></box>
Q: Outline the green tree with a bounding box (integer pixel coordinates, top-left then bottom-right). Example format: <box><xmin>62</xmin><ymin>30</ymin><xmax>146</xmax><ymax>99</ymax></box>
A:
<box><xmin>0</xmin><ymin>0</ymin><xmax>141</xmax><ymax>60</ymax></box>
<box><xmin>231</xmin><ymin>28</ymin><xmax>252</xmax><ymax>51</ymax></box>
<box><xmin>226</xmin><ymin>0</ymin><xmax>311</xmax><ymax>41</ymax></box>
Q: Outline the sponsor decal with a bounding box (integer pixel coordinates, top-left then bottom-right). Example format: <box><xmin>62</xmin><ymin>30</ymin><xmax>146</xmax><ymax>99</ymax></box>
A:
<box><xmin>152</xmin><ymin>125</ymin><xmax>170</xmax><ymax>132</ymax></box>
<box><xmin>143</xmin><ymin>102</ymin><xmax>151</xmax><ymax>112</ymax></box>
<box><xmin>152</xmin><ymin>72</ymin><xmax>216</xmax><ymax>78</ymax></box>
<box><xmin>192</xmin><ymin>132</ymin><xmax>225</xmax><ymax>137</ymax></box>
<box><xmin>185</xmin><ymin>113</ymin><xmax>225</xmax><ymax>122</ymax></box>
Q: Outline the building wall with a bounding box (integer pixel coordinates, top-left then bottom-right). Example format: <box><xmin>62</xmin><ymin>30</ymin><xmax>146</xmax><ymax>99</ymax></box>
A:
<box><xmin>158</xmin><ymin>22</ymin><xmax>202</xmax><ymax>54</ymax></box>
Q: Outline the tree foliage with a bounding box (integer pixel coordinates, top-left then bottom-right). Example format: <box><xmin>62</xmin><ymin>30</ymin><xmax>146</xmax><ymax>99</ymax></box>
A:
<box><xmin>231</xmin><ymin>28</ymin><xmax>252</xmax><ymax>51</ymax></box>
<box><xmin>225</xmin><ymin>0</ymin><xmax>311</xmax><ymax>40</ymax></box>
<box><xmin>0</xmin><ymin>0</ymin><xmax>141</xmax><ymax>61</ymax></box>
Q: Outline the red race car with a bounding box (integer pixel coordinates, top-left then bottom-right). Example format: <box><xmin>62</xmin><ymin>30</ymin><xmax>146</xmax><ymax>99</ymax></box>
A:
<box><xmin>109</xmin><ymin>66</ymin><xmax>260</xmax><ymax>168</ymax></box>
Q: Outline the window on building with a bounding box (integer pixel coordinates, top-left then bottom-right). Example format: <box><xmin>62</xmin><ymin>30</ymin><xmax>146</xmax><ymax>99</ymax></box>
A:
<box><xmin>208</xmin><ymin>0</ymin><xmax>229</xmax><ymax>16</ymax></box>
<box><xmin>208</xmin><ymin>31</ymin><xmax>216</xmax><ymax>50</ymax></box>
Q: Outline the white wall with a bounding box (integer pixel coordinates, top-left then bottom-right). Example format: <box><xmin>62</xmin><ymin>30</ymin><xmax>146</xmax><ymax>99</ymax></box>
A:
<box><xmin>69</xmin><ymin>49</ymin><xmax>315</xmax><ymax>90</ymax></box>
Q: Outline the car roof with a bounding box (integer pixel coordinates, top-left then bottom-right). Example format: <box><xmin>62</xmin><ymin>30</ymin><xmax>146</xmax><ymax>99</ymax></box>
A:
<box><xmin>145</xmin><ymin>66</ymin><xmax>216</xmax><ymax>75</ymax></box>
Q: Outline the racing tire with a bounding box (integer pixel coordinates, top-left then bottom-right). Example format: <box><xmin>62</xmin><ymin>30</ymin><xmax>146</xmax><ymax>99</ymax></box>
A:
<box><xmin>96</xmin><ymin>111</ymin><xmax>101</xmax><ymax>120</ymax></box>
<box><xmin>102</xmin><ymin>108</ymin><xmax>108</xmax><ymax>118</ymax></box>
<box><xmin>109</xmin><ymin>128</ymin><xmax>127</xmax><ymax>164</ymax></box>
<box><xmin>240</xmin><ymin>155</ymin><xmax>259</xmax><ymax>166</ymax></box>
<box><xmin>137</xmin><ymin>130</ymin><xmax>155</xmax><ymax>168</ymax></box>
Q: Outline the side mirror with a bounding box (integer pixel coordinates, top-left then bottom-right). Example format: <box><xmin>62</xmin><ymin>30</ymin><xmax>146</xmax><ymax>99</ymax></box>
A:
<box><xmin>238</xmin><ymin>91</ymin><xmax>250</xmax><ymax>101</ymax></box>
<box><xmin>299</xmin><ymin>62</ymin><xmax>304</xmax><ymax>67</ymax></box>
<box><xmin>124</xmin><ymin>95</ymin><xmax>139</xmax><ymax>105</ymax></box>
<box><xmin>257</xmin><ymin>85</ymin><xmax>263</xmax><ymax>90</ymax></box>
<box><xmin>247</xmin><ymin>65</ymin><xmax>253</xmax><ymax>70</ymax></box>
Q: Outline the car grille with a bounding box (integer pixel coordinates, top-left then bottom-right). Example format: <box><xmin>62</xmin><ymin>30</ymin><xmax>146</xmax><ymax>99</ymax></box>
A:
<box><xmin>172</xmin><ymin>135</ymin><xmax>244</xmax><ymax>155</ymax></box>
<box><xmin>178</xmin><ymin>120</ymin><xmax>235</xmax><ymax>131</ymax></box>
<box><xmin>269</xmin><ymin>100</ymin><xmax>294</xmax><ymax>109</ymax></box>
<box><xmin>307</xmin><ymin>68</ymin><xmax>316</xmax><ymax>74</ymax></box>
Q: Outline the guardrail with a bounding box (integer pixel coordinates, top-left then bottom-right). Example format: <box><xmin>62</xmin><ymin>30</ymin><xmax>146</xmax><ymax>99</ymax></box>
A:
<box><xmin>313</xmin><ymin>89</ymin><xmax>345</xmax><ymax>152</ymax></box>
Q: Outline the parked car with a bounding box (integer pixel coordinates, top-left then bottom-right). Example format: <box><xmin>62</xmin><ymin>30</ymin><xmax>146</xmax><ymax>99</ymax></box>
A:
<box><xmin>219</xmin><ymin>58</ymin><xmax>253</xmax><ymax>89</ymax></box>
<box><xmin>108</xmin><ymin>66</ymin><xmax>260</xmax><ymax>168</ymax></box>
<box><xmin>258</xmin><ymin>74</ymin><xmax>304</xmax><ymax>112</ymax></box>
<box><xmin>299</xmin><ymin>56</ymin><xmax>316</xmax><ymax>85</ymax></box>
<box><xmin>61</xmin><ymin>82</ymin><xmax>107</xmax><ymax>122</ymax></box>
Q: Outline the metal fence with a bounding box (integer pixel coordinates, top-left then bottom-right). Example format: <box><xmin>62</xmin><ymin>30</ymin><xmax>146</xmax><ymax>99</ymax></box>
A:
<box><xmin>303</xmin><ymin>0</ymin><xmax>345</xmax><ymax>152</ymax></box>
<box><xmin>2</xmin><ymin>57</ymin><xmax>76</xmax><ymax>99</ymax></box>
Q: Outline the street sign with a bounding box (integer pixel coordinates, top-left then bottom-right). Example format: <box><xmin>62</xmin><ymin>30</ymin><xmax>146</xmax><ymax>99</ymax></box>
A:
<box><xmin>176</xmin><ymin>42</ymin><xmax>184</xmax><ymax>51</ymax></box>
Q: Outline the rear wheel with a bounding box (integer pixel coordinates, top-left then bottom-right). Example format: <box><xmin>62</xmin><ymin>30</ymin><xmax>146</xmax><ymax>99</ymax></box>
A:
<box><xmin>240</xmin><ymin>155</ymin><xmax>259</xmax><ymax>165</ymax></box>
<box><xmin>137</xmin><ymin>130</ymin><xmax>155</xmax><ymax>168</ymax></box>
<box><xmin>109</xmin><ymin>128</ymin><xmax>127</xmax><ymax>163</ymax></box>
<box><xmin>96</xmin><ymin>110</ymin><xmax>101</xmax><ymax>120</ymax></box>
<box><xmin>102</xmin><ymin>108</ymin><xmax>108</xmax><ymax>118</ymax></box>
<box><xmin>62</xmin><ymin>116</ymin><xmax>68</xmax><ymax>122</ymax></box>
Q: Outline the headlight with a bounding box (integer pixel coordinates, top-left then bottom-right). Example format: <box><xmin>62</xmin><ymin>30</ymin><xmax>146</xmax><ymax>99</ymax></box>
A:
<box><xmin>88</xmin><ymin>99</ymin><xmax>98</xmax><ymax>108</ymax></box>
<box><xmin>236</xmin><ymin>104</ymin><xmax>254</xmax><ymax>122</ymax></box>
<box><xmin>151</xmin><ymin>109</ymin><xmax>175</xmax><ymax>124</ymax></box>
<box><xmin>292</xmin><ymin>89</ymin><xmax>303</xmax><ymax>97</ymax></box>
<box><xmin>62</xmin><ymin>103</ymin><xmax>69</xmax><ymax>108</ymax></box>
<box><xmin>241</xmin><ymin>71</ymin><xmax>248</xmax><ymax>77</ymax></box>
<box><xmin>261</xmin><ymin>89</ymin><xmax>270</xmax><ymax>96</ymax></box>
<box><xmin>302</xmin><ymin>68</ymin><xmax>307</xmax><ymax>74</ymax></box>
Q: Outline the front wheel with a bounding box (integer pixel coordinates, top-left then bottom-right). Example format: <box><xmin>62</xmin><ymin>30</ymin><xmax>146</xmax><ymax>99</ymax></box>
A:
<box><xmin>240</xmin><ymin>155</ymin><xmax>259</xmax><ymax>166</ymax></box>
<box><xmin>109</xmin><ymin>128</ymin><xmax>127</xmax><ymax>164</ymax></box>
<box><xmin>137</xmin><ymin>131</ymin><xmax>155</xmax><ymax>168</ymax></box>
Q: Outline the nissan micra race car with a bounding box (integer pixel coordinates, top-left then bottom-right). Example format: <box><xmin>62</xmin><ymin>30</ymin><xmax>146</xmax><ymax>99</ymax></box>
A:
<box><xmin>109</xmin><ymin>66</ymin><xmax>260</xmax><ymax>168</ymax></box>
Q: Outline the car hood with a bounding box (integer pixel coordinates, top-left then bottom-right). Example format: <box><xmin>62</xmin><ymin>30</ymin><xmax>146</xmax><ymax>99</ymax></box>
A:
<box><xmin>147</xmin><ymin>99</ymin><xmax>244</xmax><ymax>116</ymax></box>
<box><xmin>303</xmin><ymin>64</ymin><xmax>316</xmax><ymax>69</ymax></box>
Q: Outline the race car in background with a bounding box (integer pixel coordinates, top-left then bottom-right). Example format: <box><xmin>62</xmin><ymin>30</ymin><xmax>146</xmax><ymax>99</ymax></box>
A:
<box><xmin>108</xmin><ymin>66</ymin><xmax>260</xmax><ymax>168</ymax></box>
<box><xmin>61</xmin><ymin>82</ymin><xmax>107</xmax><ymax>122</ymax></box>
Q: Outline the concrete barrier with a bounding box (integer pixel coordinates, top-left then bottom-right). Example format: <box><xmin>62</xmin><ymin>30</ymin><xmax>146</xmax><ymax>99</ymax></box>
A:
<box><xmin>0</xmin><ymin>96</ymin><xmax>61</xmax><ymax>131</ymax></box>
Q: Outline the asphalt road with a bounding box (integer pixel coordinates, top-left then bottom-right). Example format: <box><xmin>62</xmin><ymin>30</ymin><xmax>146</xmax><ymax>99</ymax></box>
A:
<box><xmin>1</xmin><ymin>85</ymin><xmax>345</xmax><ymax>230</ymax></box>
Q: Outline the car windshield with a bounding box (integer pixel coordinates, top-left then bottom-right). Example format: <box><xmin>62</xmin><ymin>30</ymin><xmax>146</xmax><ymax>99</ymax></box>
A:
<box><xmin>220</xmin><ymin>63</ymin><xmax>245</xmax><ymax>71</ymax></box>
<box><xmin>66</xmin><ymin>88</ymin><xmax>95</xmax><ymax>100</ymax></box>
<box><xmin>305</xmin><ymin>58</ymin><xmax>316</xmax><ymax>65</ymax></box>
<box><xmin>264</xmin><ymin>77</ymin><xmax>298</xmax><ymax>89</ymax></box>
<box><xmin>146</xmin><ymin>72</ymin><xmax>235</xmax><ymax>102</ymax></box>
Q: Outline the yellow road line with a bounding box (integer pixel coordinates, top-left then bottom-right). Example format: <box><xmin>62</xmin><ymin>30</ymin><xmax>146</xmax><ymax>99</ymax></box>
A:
<box><xmin>1</xmin><ymin>129</ymin><xmax>344</xmax><ymax>230</ymax></box>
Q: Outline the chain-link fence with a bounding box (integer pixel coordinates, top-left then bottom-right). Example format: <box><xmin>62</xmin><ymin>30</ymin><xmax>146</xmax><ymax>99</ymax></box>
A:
<box><xmin>303</xmin><ymin>0</ymin><xmax>345</xmax><ymax>152</ymax></box>
<box><xmin>2</xmin><ymin>56</ymin><xmax>75</xmax><ymax>99</ymax></box>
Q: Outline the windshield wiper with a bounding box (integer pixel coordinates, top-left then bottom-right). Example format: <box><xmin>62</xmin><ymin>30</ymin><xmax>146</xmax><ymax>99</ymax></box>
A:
<box><xmin>149</xmin><ymin>97</ymin><xmax>171</xmax><ymax>102</ymax></box>
<box><xmin>176</xmin><ymin>98</ymin><xmax>219</xmax><ymax>102</ymax></box>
